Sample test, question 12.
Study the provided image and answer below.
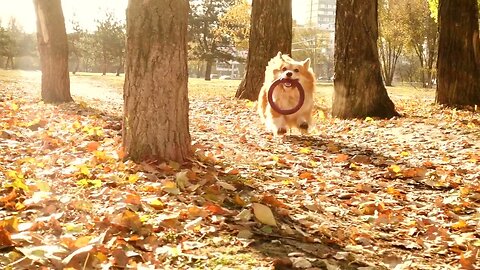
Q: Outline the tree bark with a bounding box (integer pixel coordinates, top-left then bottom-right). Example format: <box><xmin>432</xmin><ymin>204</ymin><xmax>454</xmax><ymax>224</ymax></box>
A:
<box><xmin>332</xmin><ymin>0</ymin><xmax>399</xmax><ymax>119</ymax></box>
<box><xmin>204</xmin><ymin>58</ymin><xmax>213</xmax><ymax>81</ymax></box>
<box><xmin>436</xmin><ymin>0</ymin><xmax>480</xmax><ymax>106</ymax></box>
<box><xmin>235</xmin><ymin>0</ymin><xmax>292</xmax><ymax>101</ymax></box>
<box><xmin>123</xmin><ymin>0</ymin><xmax>191</xmax><ymax>163</ymax></box>
<box><xmin>33</xmin><ymin>0</ymin><xmax>72</xmax><ymax>103</ymax></box>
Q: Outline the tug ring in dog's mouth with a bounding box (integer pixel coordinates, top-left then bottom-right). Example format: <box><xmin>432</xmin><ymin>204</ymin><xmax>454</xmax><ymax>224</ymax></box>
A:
<box><xmin>267</xmin><ymin>78</ymin><xmax>305</xmax><ymax>115</ymax></box>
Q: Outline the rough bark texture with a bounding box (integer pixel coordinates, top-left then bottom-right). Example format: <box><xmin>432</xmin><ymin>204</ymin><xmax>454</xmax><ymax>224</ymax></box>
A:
<box><xmin>436</xmin><ymin>0</ymin><xmax>480</xmax><ymax>106</ymax></box>
<box><xmin>235</xmin><ymin>0</ymin><xmax>292</xmax><ymax>101</ymax></box>
<box><xmin>332</xmin><ymin>0</ymin><xmax>399</xmax><ymax>119</ymax></box>
<box><xmin>123</xmin><ymin>0</ymin><xmax>191</xmax><ymax>163</ymax></box>
<box><xmin>33</xmin><ymin>0</ymin><xmax>72</xmax><ymax>103</ymax></box>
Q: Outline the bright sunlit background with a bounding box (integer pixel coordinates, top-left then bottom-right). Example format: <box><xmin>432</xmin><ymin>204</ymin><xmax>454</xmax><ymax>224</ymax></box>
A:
<box><xmin>0</xmin><ymin>0</ymin><xmax>128</xmax><ymax>33</ymax></box>
<box><xmin>0</xmin><ymin>0</ymin><xmax>306</xmax><ymax>33</ymax></box>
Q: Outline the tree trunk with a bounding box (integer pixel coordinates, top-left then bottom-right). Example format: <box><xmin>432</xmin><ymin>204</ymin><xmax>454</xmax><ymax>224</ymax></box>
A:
<box><xmin>235</xmin><ymin>0</ymin><xmax>292</xmax><ymax>101</ymax></box>
<box><xmin>116</xmin><ymin>55</ymin><xmax>123</xmax><ymax>76</ymax></box>
<box><xmin>436</xmin><ymin>0</ymin><xmax>480</xmax><ymax>106</ymax></box>
<box><xmin>332</xmin><ymin>0</ymin><xmax>399</xmax><ymax>119</ymax></box>
<box><xmin>4</xmin><ymin>56</ymin><xmax>14</xmax><ymax>69</ymax></box>
<box><xmin>102</xmin><ymin>53</ymin><xmax>107</xmax><ymax>75</ymax></box>
<box><xmin>33</xmin><ymin>0</ymin><xmax>72</xmax><ymax>103</ymax></box>
<box><xmin>204</xmin><ymin>58</ymin><xmax>213</xmax><ymax>81</ymax></box>
<box><xmin>123</xmin><ymin>0</ymin><xmax>191</xmax><ymax>163</ymax></box>
<box><xmin>73</xmin><ymin>54</ymin><xmax>80</xmax><ymax>74</ymax></box>
<box><xmin>379</xmin><ymin>41</ymin><xmax>402</xmax><ymax>87</ymax></box>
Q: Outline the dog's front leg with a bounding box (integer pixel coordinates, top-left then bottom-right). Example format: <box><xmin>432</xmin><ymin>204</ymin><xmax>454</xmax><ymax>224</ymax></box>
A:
<box><xmin>268</xmin><ymin>116</ymin><xmax>288</xmax><ymax>136</ymax></box>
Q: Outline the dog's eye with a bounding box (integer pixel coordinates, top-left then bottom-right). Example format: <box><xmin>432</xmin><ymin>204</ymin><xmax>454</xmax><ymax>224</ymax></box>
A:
<box><xmin>282</xmin><ymin>67</ymin><xmax>287</xmax><ymax>71</ymax></box>
<box><xmin>294</xmin><ymin>68</ymin><xmax>299</xmax><ymax>73</ymax></box>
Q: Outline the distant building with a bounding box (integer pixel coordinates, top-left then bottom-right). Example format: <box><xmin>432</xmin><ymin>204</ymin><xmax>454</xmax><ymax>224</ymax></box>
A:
<box><xmin>295</xmin><ymin>0</ymin><xmax>336</xmax><ymax>80</ymax></box>
<box><xmin>306</xmin><ymin>0</ymin><xmax>336</xmax><ymax>31</ymax></box>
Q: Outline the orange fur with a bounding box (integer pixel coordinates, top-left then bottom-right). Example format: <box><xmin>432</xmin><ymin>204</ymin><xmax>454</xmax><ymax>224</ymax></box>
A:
<box><xmin>258</xmin><ymin>52</ymin><xmax>316</xmax><ymax>135</ymax></box>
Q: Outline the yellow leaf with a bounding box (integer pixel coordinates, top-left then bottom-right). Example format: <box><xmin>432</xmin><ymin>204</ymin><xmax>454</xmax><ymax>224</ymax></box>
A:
<box><xmin>35</xmin><ymin>181</ymin><xmax>50</xmax><ymax>192</ymax></box>
<box><xmin>389</xmin><ymin>164</ymin><xmax>401</xmax><ymax>173</ymax></box>
<box><xmin>252</xmin><ymin>203</ymin><xmax>277</xmax><ymax>226</ymax></box>
<box><xmin>128</xmin><ymin>174</ymin><xmax>140</xmax><ymax>183</ymax></box>
<box><xmin>317</xmin><ymin>110</ymin><xmax>326</xmax><ymax>120</ymax></box>
<box><xmin>95</xmin><ymin>252</ymin><xmax>108</xmax><ymax>263</ymax></box>
<box><xmin>148</xmin><ymin>198</ymin><xmax>165</xmax><ymax>210</ymax></box>
<box><xmin>76</xmin><ymin>179</ymin><xmax>89</xmax><ymax>188</ymax></box>
<box><xmin>78</xmin><ymin>165</ymin><xmax>90</xmax><ymax>176</ymax></box>
<box><xmin>15</xmin><ymin>202</ymin><xmax>26</xmax><ymax>211</ymax></box>
<box><xmin>11</xmin><ymin>103</ymin><xmax>19</xmax><ymax>111</ymax></box>
<box><xmin>245</xmin><ymin>101</ymin><xmax>255</xmax><ymax>108</ymax></box>
<box><xmin>364</xmin><ymin>117</ymin><xmax>374</xmax><ymax>122</ymax></box>
<box><xmin>400</xmin><ymin>151</ymin><xmax>410</xmax><ymax>157</ymax></box>
<box><xmin>299</xmin><ymin>147</ymin><xmax>311</xmax><ymax>154</ymax></box>
<box><xmin>451</xmin><ymin>220</ymin><xmax>467</xmax><ymax>230</ymax></box>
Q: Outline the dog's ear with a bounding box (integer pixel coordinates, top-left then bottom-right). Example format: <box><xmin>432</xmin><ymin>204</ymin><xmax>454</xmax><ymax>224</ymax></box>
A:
<box><xmin>276</xmin><ymin>51</ymin><xmax>282</xmax><ymax>57</ymax></box>
<box><xmin>303</xmin><ymin>58</ymin><xmax>311</xmax><ymax>69</ymax></box>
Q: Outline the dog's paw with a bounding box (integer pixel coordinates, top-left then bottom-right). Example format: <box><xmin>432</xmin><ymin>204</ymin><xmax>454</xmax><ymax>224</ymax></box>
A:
<box><xmin>277</xmin><ymin>127</ymin><xmax>287</xmax><ymax>136</ymax></box>
<box><xmin>299</xmin><ymin>122</ymin><xmax>309</xmax><ymax>131</ymax></box>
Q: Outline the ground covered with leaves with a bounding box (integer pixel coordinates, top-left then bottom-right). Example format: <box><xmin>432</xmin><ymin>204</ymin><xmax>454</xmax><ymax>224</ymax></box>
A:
<box><xmin>1</xmin><ymin>71</ymin><xmax>479</xmax><ymax>269</ymax></box>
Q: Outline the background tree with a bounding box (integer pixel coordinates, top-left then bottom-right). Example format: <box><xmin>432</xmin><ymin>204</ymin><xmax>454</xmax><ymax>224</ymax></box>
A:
<box><xmin>436</xmin><ymin>0</ymin><xmax>480</xmax><ymax>106</ymax></box>
<box><xmin>405</xmin><ymin>0</ymin><xmax>438</xmax><ymax>88</ymax></box>
<box><xmin>93</xmin><ymin>11</ymin><xmax>126</xmax><ymax>76</ymax></box>
<box><xmin>378</xmin><ymin>0</ymin><xmax>408</xmax><ymax>86</ymax></box>
<box><xmin>123</xmin><ymin>0</ymin><xmax>191</xmax><ymax>162</ymax></box>
<box><xmin>68</xmin><ymin>18</ymin><xmax>86</xmax><ymax>74</ymax></box>
<box><xmin>33</xmin><ymin>0</ymin><xmax>72</xmax><ymax>103</ymax></box>
<box><xmin>218</xmin><ymin>0</ymin><xmax>250</xmax><ymax>51</ymax></box>
<box><xmin>235</xmin><ymin>0</ymin><xmax>292</xmax><ymax>100</ymax></box>
<box><xmin>292</xmin><ymin>26</ymin><xmax>332</xmax><ymax>78</ymax></box>
<box><xmin>332</xmin><ymin>0</ymin><xmax>399</xmax><ymax>118</ymax></box>
<box><xmin>189</xmin><ymin>0</ymin><xmax>236</xmax><ymax>80</ymax></box>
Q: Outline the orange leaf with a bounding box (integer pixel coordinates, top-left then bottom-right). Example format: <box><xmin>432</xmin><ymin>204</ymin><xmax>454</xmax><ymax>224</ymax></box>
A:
<box><xmin>459</xmin><ymin>249</ymin><xmax>477</xmax><ymax>270</ymax></box>
<box><xmin>0</xmin><ymin>189</ymin><xmax>17</xmax><ymax>203</ymax></box>
<box><xmin>116</xmin><ymin>147</ymin><xmax>126</xmax><ymax>160</ymax></box>
<box><xmin>0</xmin><ymin>227</ymin><xmax>13</xmax><ymax>247</ymax></box>
<box><xmin>299</xmin><ymin>171</ymin><xmax>314</xmax><ymax>179</ymax></box>
<box><xmin>204</xmin><ymin>202</ymin><xmax>228</xmax><ymax>215</ymax></box>
<box><xmin>125</xmin><ymin>193</ymin><xmax>141</xmax><ymax>205</ymax></box>
<box><xmin>335</xmin><ymin>154</ymin><xmax>349</xmax><ymax>163</ymax></box>
<box><xmin>262</xmin><ymin>194</ymin><xmax>288</xmax><ymax>208</ymax></box>
<box><xmin>87</xmin><ymin>142</ymin><xmax>100</xmax><ymax>152</ymax></box>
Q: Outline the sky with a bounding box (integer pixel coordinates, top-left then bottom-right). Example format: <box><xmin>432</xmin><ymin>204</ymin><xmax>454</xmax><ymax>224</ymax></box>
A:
<box><xmin>0</xmin><ymin>0</ymin><xmax>307</xmax><ymax>33</ymax></box>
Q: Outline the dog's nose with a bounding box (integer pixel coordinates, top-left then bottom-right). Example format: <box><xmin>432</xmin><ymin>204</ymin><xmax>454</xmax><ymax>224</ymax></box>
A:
<box><xmin>286</xmin><ymin>71</ymin><xmax>293</xmax><ymax>77</ymax></box>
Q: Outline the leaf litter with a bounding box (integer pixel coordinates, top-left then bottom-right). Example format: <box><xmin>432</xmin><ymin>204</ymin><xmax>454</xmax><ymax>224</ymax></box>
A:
<box><xmin>0</xmin><ymin>77</ymin><xmax>479</xmax><ymax>269</ymax></box>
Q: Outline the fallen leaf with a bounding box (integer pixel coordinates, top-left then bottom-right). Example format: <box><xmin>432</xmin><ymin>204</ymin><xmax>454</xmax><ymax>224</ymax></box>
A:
<box><xmin>252</xmin><ymin>203</ymin><xmax>277</xmax><ymax>226</ymax></box>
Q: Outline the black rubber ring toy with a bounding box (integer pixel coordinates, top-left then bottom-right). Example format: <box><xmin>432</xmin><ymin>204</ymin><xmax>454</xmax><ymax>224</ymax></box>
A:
<box><xmin>267</xmin><ymin>78</ymin><xmax>305</xmax><ymax>115</ymax></box>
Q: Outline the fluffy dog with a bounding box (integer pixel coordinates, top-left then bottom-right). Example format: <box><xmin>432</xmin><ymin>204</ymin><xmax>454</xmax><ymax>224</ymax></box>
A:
<box><xmin>257</xmin><ymin>52</ymin><xmax>316</xmax><ymax>135</ymax></box>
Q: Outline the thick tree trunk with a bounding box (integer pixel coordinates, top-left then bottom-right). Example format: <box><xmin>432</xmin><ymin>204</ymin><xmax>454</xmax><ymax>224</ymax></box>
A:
<box><xmin>33</xmin><ymin>0</ymin><xmax>72</xmax><ymax>103</ymax></box>
<box><xmin>235</xmin><ymin>0</ymin><xmax>292</xmax><ymax>101</ymax></box>
<box><xmin>123</xmin><ymin>0</ymin><xmax>191</xmax><ymax>163</ymax></box>
<box><xmin>436</xmin><ymin>0</ymin><xmax>480</xmax><ymax>106</ymax></box>
<box><xmin>204</xmin><ymin>58</ymin><xmax>213</xmax><ymax>81</ymax></box>
<box><xmin>332</xmin><ymin>0</ymin><xmax>399</xmax><ymax>119</ymax></box>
